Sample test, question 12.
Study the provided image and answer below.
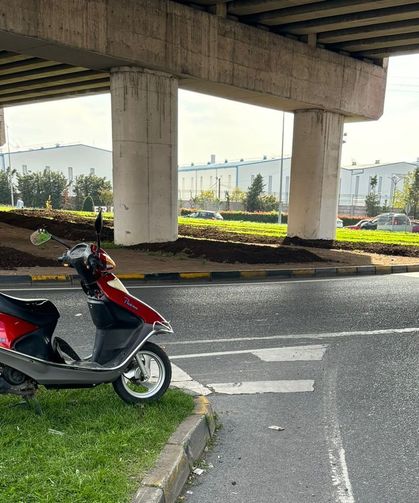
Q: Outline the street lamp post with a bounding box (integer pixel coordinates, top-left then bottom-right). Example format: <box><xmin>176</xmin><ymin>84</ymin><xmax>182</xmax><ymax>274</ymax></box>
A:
<box><xmin>6</xmin><ymin>125</ymin><xmax>14</xmax><ymax>207</ymax></box>
<box><xmin>278</xmin><ymin>111</ymin><xmax>285</xmax><ymax>224</ymax></box>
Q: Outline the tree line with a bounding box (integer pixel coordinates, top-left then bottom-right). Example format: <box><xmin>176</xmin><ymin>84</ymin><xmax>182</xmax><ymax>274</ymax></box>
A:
<box><xmin>366</xmin><ymin>168</ymin><xmax>419</xmax><ymax>218</ymax></box>
<box><xmin>0</xmin><ymin>168</ymin><xmax>113</xmax><ymax>210</ymax></box>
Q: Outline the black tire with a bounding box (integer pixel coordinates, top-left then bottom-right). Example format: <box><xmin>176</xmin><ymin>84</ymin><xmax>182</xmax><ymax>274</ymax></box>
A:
<box><xmin>113</xmin><ymin>342</ymin><xmax>172</xmax><ymax>404</ymax></box>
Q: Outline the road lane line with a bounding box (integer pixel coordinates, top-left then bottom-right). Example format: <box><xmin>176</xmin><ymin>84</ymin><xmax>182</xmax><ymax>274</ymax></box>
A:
<box><xmin>324</xmin><ymin>366</ymin><xmax>355</xmax><ymax>503</ymax></box>
<box><xmin>171</xmin><ymin>344</ymin><xmax>328</xmax><ymax>361</ymax></box>
<box><xmin>207</xmin><ymin>380</ymin><xmax>314</xmax><ymax>394</ymax></box>
<box><xmin>165</xmin><ymin>327</ymin><xmax>419</xmax><ymax>346</ymax></box>
<box><xmin>0</xmin><ymin>272</ymin><xmax>409</xmax><ymax>293</ymax></box>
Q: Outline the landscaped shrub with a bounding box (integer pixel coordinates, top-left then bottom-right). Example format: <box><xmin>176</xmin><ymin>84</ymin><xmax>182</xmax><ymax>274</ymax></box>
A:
<box><xmin>180</xmin><ymin>209</ymin><xmax>367</xmax><ymax>226</ymax></box>
<box><xmin>339</xmin><ymin>215</ymin><xmax>368</xmax><ymax>226</ymax></box>
<box><xmin>180</xmin><ymin>208</ymin><xmax>288</xmax><ymax>224</ymax></box>
<box><xmin>82</xmin><ymin>195</ymin><xmax>95</xmax><ymax>212</ymax></box>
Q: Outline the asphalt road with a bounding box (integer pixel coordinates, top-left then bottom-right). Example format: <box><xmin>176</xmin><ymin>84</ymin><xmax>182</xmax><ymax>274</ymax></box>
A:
<box><xmin>2</xmin><ymin>273</ymin><xmax>419</xmax><ymax>503</ymax></box>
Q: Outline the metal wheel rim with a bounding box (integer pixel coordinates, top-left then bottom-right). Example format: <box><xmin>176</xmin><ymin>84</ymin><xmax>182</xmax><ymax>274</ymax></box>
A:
<box><xmin>121</xmin><ymin>350</ymin><xmax>166</xmax><ymax>399</ymax></box>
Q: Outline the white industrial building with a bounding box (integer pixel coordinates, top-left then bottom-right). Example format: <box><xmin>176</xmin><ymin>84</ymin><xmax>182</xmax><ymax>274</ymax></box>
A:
<box><xmin>179</xmin><ymin>157</ymin><xmax>419</xmax><ymax>214</ymax></box>
<box><xmin>0</xmin><ymin>144</ymin><xmax>417</xmax><ymax>213</ymax></box>
<box><xmin>0</xmin><ymin>144</ymin><xmax>112</xmax><ymax>183</ymax></box>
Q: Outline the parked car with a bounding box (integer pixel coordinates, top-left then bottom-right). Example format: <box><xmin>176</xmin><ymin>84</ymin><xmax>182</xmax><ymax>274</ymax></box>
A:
<box><xmin>360</xmin><ymin>213</ymin><xmax>412</xmax><ymax>232</ymax></box>
<box><xmin>336</xmin><ymin>218</ymin><xmax>343</xmax><ymax>228</ymax></box>
<box><xmin>412</xmin><ymin>221</ymin><xmax>419</xmax><ymax>233</ymax></box>
<box><xmin>360</xmin><ymin>218</ymin><xmax>378</xmax><ymax>230</ymax></box>
<box><xmin>344</xmin><ymin>219</ymin><xmax>371</xmax><ymax>230</ymax></box>
<box><xmin>375</xmin><ymin>212</ymin><xmax>411</xmax><ymax>232</ymax></box>
<box><xmin>185</xmin><ymin>210</ymin><xmax>223</xmax><ymax>220</ymax></box>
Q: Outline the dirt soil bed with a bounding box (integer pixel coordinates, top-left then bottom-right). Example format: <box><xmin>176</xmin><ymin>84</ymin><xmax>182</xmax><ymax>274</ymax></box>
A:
<box><xmin>179</xmin><ymin>224</ymin><xmax>419</xmax><ymax>257</ymax></box>
<box><xmin>133</xmin><ymin>237</ymin><xmax>324</xmax><ymax>264</ymax></box>
<box><xmin>0</xmin><ymin>246</ymin><xmax>57</xmax><ymax>269</ymax></box>
<box><xmin>1</xmin><ymin>210</ymin><xmax>418</xmax><ymax>265</ymax></box>
<box><xmin>0</xmin><ymin>210</ymin><xmax>113</xmax><ymax>242</ymax></box>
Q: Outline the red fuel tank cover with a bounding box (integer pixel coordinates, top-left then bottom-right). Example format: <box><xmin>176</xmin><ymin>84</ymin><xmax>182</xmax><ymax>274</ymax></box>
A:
<box><xmin>0</xmin><ymin>313</ymin><xmax>38</xmax><ymax>349</ymax></box>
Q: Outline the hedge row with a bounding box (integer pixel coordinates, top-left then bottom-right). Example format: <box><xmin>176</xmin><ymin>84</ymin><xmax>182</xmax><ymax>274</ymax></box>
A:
<box><xmin>180</xmin><ymin>208</ymin><xmax>285</xmax><ymax>223</ymax></box>
<box><xmin>180</xmin><ymin>209</ymin><xmax>367</xmax><ymax>226</ymax></box>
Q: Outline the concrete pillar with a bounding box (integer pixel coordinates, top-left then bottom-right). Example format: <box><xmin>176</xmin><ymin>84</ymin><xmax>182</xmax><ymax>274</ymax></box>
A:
<box><xmin>287</xmin><ymin>110</ymin><xmax>344</xmax><ymax>240</ymax></box>
<box><xmin>0</xmin><ymin>108</ymin><xmax>5</xmax><ymax>146</ymax></box>
<box><xmin>110</xmin><ymin>67</ymin><xmax>178</xmax><ymax>245</ymax></box>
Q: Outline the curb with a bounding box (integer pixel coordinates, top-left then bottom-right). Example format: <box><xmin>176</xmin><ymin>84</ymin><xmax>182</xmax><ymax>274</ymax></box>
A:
<box><xmin>132</xmin><ymin>396</ymin><xmax>216</xmax><ymax>503</ymax></box>
<box><xmin>1</xmin><ymin>263</ymin><xmax>419</xmax><ymax>285</ymax></box>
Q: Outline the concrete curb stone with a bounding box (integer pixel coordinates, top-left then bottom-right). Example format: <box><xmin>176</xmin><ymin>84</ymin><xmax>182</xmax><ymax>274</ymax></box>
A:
<box><xmin>1</xmin><ymin>263</ymin><xmax>418</xmax><ymax>286</ymax></box>
<box><xmin>133</xmin><ymin>396</ymin><xmax>215</xmax><ymax>503</ymax></box>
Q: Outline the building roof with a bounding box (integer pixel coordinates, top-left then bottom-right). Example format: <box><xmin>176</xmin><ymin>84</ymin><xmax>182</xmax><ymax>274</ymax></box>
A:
<box><xmin>0</xmin><ymin>143</ymin><xmax>111</xmax><ymax>156</ymax></box>
<box><xmin>178</xmin><ymin>156</ymin><xmax>291</xmax><ymax>172</ymax></box>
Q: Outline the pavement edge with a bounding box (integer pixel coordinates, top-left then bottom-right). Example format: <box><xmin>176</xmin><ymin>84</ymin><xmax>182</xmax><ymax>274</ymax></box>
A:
<box><xmin>132</xmin><ymin>396</ymin><xmax>216</xmax><ymax>503</ymax></box>
<box><xmin>5</xmin><ymin>263</ymin><xmax>418</xmax><ymax>285</ymax></box>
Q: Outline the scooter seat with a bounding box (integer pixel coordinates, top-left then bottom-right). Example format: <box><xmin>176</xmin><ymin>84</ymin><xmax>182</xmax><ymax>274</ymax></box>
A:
<box><xmin>0</xmin><ymin>292</ymin><xmax>59</xmax><ymax>326</ymax></box>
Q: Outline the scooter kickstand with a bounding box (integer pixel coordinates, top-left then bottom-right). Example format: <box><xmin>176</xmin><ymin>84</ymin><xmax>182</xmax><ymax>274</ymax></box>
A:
<box><xmin>24</xmin><ymin>396</ymin><xmax>43</xmax><ymax>416</ymax></box>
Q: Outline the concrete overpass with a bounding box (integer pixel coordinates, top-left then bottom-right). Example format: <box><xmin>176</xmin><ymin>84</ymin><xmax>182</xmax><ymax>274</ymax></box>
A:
<box><xmin>0</xmin><ymin>0</ymin><xmax>416</xmax><ymax>244</ymax></box>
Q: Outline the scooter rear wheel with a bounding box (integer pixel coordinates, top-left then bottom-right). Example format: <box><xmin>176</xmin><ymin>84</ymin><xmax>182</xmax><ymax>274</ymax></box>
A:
<box><xmin>113</xmin><ymin>342</ymin><xmax>171</xmax><ymax>404</ymax></box>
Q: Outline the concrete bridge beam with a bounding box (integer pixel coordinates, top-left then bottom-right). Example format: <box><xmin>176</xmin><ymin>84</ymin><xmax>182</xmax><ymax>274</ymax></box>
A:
<box><xmin>111</xmin><ymin>67</ymin><xmax>178</xmax><ymax>245</ymax></box>
<box><xmin>287</xmin><ymin>110</ymin><xmax>345</xmax><ymax>241</ymax></box>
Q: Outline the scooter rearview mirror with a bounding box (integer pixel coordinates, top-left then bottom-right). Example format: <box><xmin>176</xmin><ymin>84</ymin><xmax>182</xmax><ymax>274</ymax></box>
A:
<box><xmin>95</xmin><ymin>209</ymin><xmax>103</xmax><ymax>236</ymax></box>
<box><xmin>30</xmin><ymin>229</ymin><xmax>52</xmax><ymax>246</ymax></box>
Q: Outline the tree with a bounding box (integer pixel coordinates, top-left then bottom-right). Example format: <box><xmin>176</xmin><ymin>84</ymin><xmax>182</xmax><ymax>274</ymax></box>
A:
<box><xmin>82</xmin><ymin>195</ymin><xmax>95</xmax><ymax>212</ymax></box>
<box><xmin>0</xmin><ymin>170</ymin><xmax>11</xmax><ymax>204</ymax></box>
<box><xmin>365</xmin><ymin>175</ymin><xmax>380</xmax><ymax>217</ymax></box>
<box><xmin>260</xmin><ymin>194</ymin><xmax>278</xmax><ymax>211</ymax></box>
<box><xmin>17</xmin><ymin>169</ymin><xmax>67</xmax><ymax>209</ymax></box>
<box><xmin>408</xmin><ymin>168</ymin><xmax>419</xmax><ymax>218</ymax></box>
<box><xmin>99</xmin><ymin>187</ymin><xmax>113</xmax><ymax>208</ymax></box>
<box><xmin>74</xmin><ymin>174</ymin><xmax>112</xmax><ymax>209</ymax></box>
<box><xmin>230</xmin><ymin>187</ymin><xmax>246</xmax><ymax>203</ymax></box>
<box><xmin>192</xmin><ymin>190</ymin><xmax>219</xmax><ymax>208</ymax></box>
<box><xmin>245</xmin><ymin>174</ymin><xmax>264</xmax><ymax>212</ymax></box>
<box><xmin>393</xmin><ymin>168</ymin><xmax>419</xmax><ymax>217</ymax></box>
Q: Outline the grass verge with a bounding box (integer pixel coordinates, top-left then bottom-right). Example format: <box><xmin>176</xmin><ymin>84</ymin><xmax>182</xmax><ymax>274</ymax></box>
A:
<box><xmin>0</xmin><ymin>386</ymin><xmax>194</xmax><ymax>503</ymax></box>
<box><xmin>178</xmin><ymin>217</ymin><xmax>419</xmax><ymax>246</ymax></box>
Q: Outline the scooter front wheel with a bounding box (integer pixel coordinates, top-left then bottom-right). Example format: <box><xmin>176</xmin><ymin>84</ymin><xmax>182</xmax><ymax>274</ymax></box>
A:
<box><xmin>113</xmin><ymin>342</ymin><xmax>171</xmax><ymax>404</ymax></box>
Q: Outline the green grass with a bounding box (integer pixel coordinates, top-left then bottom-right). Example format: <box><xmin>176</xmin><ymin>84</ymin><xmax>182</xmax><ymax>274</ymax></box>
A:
<box><xmin>0</xmin><ymin>386</ymin><xmax>194</xmax><ymax>503</ymax></box>
<box><xmin>179</xmin><ymin>217</ymin><xmax>419</xmax><ymax>246</ymax></box>
<box><xmin>2</xmin><ymin>207</ymin><xmax>418</xmax><ymax>247</ymax></box>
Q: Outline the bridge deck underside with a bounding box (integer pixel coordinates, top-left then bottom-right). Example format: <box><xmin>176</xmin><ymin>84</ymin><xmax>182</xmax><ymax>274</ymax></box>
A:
<box><xmin>177</xmin><ymin>0</ymin><xmax>419</xmax><ymax>61</ymax></box>
<box><xmin>0</xmin><ymin>51</ymin><xmax>109</xmax><ymax>106</ymax></box>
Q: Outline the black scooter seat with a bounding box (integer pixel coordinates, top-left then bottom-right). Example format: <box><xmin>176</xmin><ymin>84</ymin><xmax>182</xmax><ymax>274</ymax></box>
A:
<box><xmin>0</xmin><ymin>292</ymin><xmax>59</xmax><ymax>326</ymax></box>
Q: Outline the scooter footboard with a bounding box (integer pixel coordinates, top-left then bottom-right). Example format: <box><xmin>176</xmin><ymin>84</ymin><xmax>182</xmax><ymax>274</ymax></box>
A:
<box><xmin>0</xmin><ymin>346</ymin><xmax>120</xmax><ymax>385</ymax></box>
<box><xmin>0</xmin><ymin>322</ymin><xmax>172</xmax><ymax>386</ymax></box>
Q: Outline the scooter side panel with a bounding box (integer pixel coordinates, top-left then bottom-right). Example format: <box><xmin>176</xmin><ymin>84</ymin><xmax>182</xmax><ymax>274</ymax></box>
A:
<box><xmin>0</xmin><ymin>313</ymin><xmax>38</xmax><ymax>349</ymax></box>
<box><xmin>0</xmin><ymin>323</ymin><xmax>157</xmax><ymax>385</ymax></box>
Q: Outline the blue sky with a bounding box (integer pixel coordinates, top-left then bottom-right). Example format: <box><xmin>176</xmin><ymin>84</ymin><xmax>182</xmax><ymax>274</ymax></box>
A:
<box><xmin>3</xmin><ymin>54</ymin><xmax>419</xmax><ymax>168</ymax></box>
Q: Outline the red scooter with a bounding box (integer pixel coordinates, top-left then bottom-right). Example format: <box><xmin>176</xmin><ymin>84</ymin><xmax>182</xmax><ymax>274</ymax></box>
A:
<box><xmin>0</xmin><ymin>212</ymin><xmax>172</xmax><ymax>404</ymax></box>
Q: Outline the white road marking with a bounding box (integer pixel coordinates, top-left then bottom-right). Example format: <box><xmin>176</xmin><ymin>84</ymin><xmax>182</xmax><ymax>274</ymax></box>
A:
<box><xmin>165</xmin><ymin>327</ymin><xmax>419</xmax><ymax>346</ymax></box>
<box><xmin>324</xmin><ymin>367</ymin><xmax>355</xmax><ymax>503</ymax></box>
<box><xmin>207</xmin><ymin>380</ymin><xmax>314</xmax><ymax>394</ymax></box>
<box><xmin>170</xmin><ymin>363</ymin><xmax>212</xmax><ymax>395</ymax></box>
<box><xmin>400</xmin><ymin>272</ymin><xmax>419</xmax><ymax>278</ymax></box>
<box><xmin>254</xmin><ymin>344</ymin><xmax>327</xmax><ymax>361</ymax></box>
<box><xmin>171</xmin><ymin>344</ymin><xmax>327</xmax><ymax>361</ymax></box>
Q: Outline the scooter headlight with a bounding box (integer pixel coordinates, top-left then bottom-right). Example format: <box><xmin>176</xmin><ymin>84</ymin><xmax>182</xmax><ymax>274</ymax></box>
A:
<box><xmin>104</xmin><ymin>255</ymin><xmax>116</xmax><ymax>270</ymax></box>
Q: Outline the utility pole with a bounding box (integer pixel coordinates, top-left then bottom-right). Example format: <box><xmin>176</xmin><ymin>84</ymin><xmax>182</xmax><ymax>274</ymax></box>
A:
<box><xmin>6</xmin><ymin>125</ymin><xmax>14</xmax><ymax>207</ymax></box>
<box><xmin>278</xmin><ymin>112</ymin><xmax>285</xmax><ymax>224</ymax></box>
<box><xmin>217</xmin><ymin>177</ymin><xmax>221</xmax><ymax>200</ymax></box>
